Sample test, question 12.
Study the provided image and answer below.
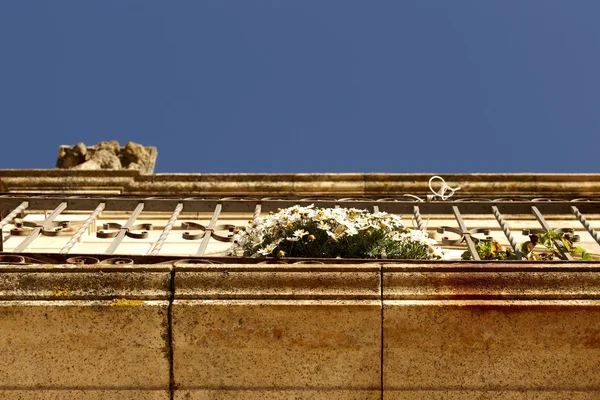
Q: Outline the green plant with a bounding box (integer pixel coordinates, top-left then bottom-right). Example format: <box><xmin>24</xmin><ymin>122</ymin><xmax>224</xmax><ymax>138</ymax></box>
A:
<box><xmin>462</xmin><ymin>230</ymin><xmax>592</xmax><ymax>261</ymax></box>
<box><xmin>461</xmin><ymin>239</ymin><xmax>518</xmax><ymax>261</ymax></box>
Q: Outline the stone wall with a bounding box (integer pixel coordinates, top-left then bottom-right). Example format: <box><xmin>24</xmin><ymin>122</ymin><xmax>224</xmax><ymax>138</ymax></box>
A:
<box><xmin>1</xmin><ymin>262</ymin><xmax>599</xmax><ymax>399</ymax></box>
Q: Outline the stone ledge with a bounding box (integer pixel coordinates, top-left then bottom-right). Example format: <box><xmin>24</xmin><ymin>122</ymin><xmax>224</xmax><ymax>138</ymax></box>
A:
<box><xmin>174</xmin><ymin>264</ymin><xmax>381</xmax><ymax>300</ymax></box>
<box><xmin>0</xmin><ymin>265</ymin><xmax>171</xmax><ymax>300</ymax></box>
<box><xmin>384</xmin><ymin>263</ymin><xmax>600</xmax><ymax>300</ymax></box>
<box><xmin>3</xmin><ymin>172</ymin><xmax>600</xmax><ymax>196</ymax></box>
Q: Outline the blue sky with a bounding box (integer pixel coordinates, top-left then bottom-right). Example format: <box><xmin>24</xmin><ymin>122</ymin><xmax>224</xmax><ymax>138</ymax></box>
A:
<box><xmin>1</xmin><ymin>1</ymin><xmax>599</xmax><ymax>173</ymax></box>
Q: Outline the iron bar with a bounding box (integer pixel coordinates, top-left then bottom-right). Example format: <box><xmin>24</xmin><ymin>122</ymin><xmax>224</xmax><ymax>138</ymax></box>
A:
<box><xmin>105</xmin><ymin>203</ymin><xmax>145</xmax><ymax>255</ymax></box>
<box><xmin>451</xmin><ymin>205</ymin><xmax>480</xmax><ymax>261</ymax></box>
<box><xmin>59</xmin><ymin>203</ymin><xmax>106</xmax><ymax>254</ymax></box>
<box><xmin>531</xmin><ymin>205</ymin><xmax>573</xmax><ymax>261</ymax></box>
<box><xmin>13</xmin><ymin>202</ymin><xmax>67</xmax><ymax>252</ymax></box>
<box><xmin>196</xmin><ymin>203</ymin><xmax>222</xmax><ymax>256</ymax></box>
<box><xmin>413</xmin><ymin>205</ymin><xmax>424</xmax><ymax>231</ymax></box>
<box><xmin>0</xmin><ymin>201</ymin><xmax>28</xmax><ymax>252</ymax></box>
<box><xmin>491</xmin><ymin>205</ymin><xmax>523</xmax><ymax>260</ymax></box>
<box><xmin>571</xmin><ymin>205</ymin><xmax>600</xmax><ymax>246</ymax></box>
<box><xmin>150</xmin><ymin>203</ymin><xmax>183</xmax><ymax>256</ymax></box>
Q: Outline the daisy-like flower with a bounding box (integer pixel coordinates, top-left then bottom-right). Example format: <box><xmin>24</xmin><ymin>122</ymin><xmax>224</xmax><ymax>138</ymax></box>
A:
<box><xmin>293</xmin><ymin>229</ymin><xmax>308</xmax><ymax>238</ymax></box>
<box><xmin>227</xmin><ymin>204</ymin><xmax>445</xmax><ymax>260</ymax></box>
<box><xmin>317</xmin><ymin>222</ymin><xmax>331</xmax><ymax>231</ymax></box>
<box><xmin>344</xmin><ymin>226</ymin><xmax>359</xmax><ymax>236</ymax></box>
<box><xmin>286</xmin><ymin>229</ymin><xmax>308</xmax><ymax>242</ymax></box>
<box><xmin>257</xmin><ymin>246</ymin><xmax>276</xmax><ymax>256</ymax></box>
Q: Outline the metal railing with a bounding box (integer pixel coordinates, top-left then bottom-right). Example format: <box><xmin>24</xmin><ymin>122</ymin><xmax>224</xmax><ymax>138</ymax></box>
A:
<box><xmin>1</xmin><ymin>194</ymin><xmax>600</xmax><ymax>262</ymax></box>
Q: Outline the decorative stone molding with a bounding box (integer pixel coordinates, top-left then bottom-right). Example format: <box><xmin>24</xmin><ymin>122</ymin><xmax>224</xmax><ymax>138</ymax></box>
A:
<box><xmin>3</xmin><ymin>171</ymin><xmax>600</xmax><ymax>196</ymax></box>
<box><xmin>0</xmin><ymin>264</ymin><xmax>171</xmax><ymax>300</ymax></box>
<box><xmin>174</xmin><ymin>264</ymin><xmax>381</xmax><ymax>300</ymax></box>
<box><xmin>55</xmin><ymin>141</ymin><xmax>158</xmax><ymax>174</ymax></box>
<box><xmin>383</xmin><ymin>263</ymin><xmax>600</xmax><ymax>300</ymax></box>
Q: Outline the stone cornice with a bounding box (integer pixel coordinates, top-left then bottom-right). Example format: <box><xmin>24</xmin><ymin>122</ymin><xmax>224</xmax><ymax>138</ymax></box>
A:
<box><xmin>1</xmin><ymin>262</ymin><xmax>600</xmax><ymax>301</ymax></box>
<box><xmin>0</xmin><ymin>264</ymin><xmax>171</xmax><ymax>300</ymax></box>
<box><xmin>174</xmin><ymin>264</ymin><xmax>381</xmax><ymax>300</ymax></box>
<box><xmin>2</xmin><ymin>171</ymin><xmax>600</xmax><ymax>196</ymax></box>
<box><xmin>383</xmin><ymin>263</ymin><xmax>600</xmax><ymax>300</ymax></box>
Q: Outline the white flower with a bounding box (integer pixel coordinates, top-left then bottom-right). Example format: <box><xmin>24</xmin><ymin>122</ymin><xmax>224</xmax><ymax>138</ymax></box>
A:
<box><xmin>326</xmin><ymin>230</ymin><xmax>339</xmax><ymax>241</ymax></box>
<box><xmin>344</xmin><ymin>226</ymin><xmax>359</xmax><ymax>236</ymax></box>
<box><xmin>286</xmin><ymin>229</ymin><xmax>308</xmax><ymax>242</ymax></box>
<box><xmin>317</xmin><ymin>222</ymin><xmax>331</xmax><ymax>231</ymax></box>
<box><xmin>250</xmin><ymin>235</ymin><xmax>264</xmax><ymax>248</ymax></box>
<box><xmin>293</xmin><ymin>229</ymin><xmax>308</xmax><ymax>238</ymax></box>
<box><xmin>257</xmin><ymin>246</ymin><xmax>275</xmax><ymax>256</ymax></box>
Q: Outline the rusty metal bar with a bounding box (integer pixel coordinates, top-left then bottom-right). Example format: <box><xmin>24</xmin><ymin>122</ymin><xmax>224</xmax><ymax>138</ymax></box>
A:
<box><xmin>491</xmin><ymin>205</ymin><xmax>523</xmax><ymax>260</ymax></box>
<box><xmin>571</xmin><ymin>205</ymin><xmax>600</xmax><ymax>246</ymax></box>
<box><xmin>13</xmin><ymin>202</ymin><xmax>67</xmax><ymax>252</ymax></box>
<box><xmin>0</xmin><ymin>201</ymin><xmax>29</xmax><ymax>231</ymax></box>
<box><xmin>105</xmin><ymin>203</ymin><xmax>145</xmax><ymax>255</ymax></box>
<box><xmin>0</xmin><ymin>201</ymin><xmax>29</xmax><ymax>252</ymax></box>
<box><xmin>150</xmin><ymin>203</ymin><xmax>183</xmax><ymax>256</ymax></box>
<box><xmin>196</xmin><ymin>203</ymin><xmax>222</xmax><ymax>256</ymax></box>
<box><xmin>59</xmin><ymin>203</ymin><xmax>106</xmax><ymax>254</ymax></box>
<box><xmin>451</xmin><ymin>205</ymin><xmax>480</xmax><ymax>261</ymax></box>
<box><xmin>413</xmin><ymin>205</ymin><xmax>424</xmax><ymax>231</ymax></box>
<box><xmin>531</xmin><ymin>205</ymin><xmax>573</xmax><ymax>261</ymax></box>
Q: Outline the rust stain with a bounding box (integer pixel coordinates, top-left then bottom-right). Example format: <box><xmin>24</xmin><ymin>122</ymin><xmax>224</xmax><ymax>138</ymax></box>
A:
<box><xmin>581</xmin><ymin>329</ymin><xmax>600</xmax><ymax>348</ymax></box>
<box><xmin>273</xmin><ymin>327</ymin><xmax>283</xmax><ymax>339</ymax></box>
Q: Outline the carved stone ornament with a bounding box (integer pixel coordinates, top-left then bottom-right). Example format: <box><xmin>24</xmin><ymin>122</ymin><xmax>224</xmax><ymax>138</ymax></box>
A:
<box><xmin>56</xmin><ymin>141</ymin><xmax>157</xmax><ymax>174</ymax></box>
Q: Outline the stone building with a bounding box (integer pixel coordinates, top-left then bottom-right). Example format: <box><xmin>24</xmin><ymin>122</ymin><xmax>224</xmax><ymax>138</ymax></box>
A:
<box><xmin>1</xmin><ymin>143</ymin><xmax>599</xmax><ymax>399</ymax></box>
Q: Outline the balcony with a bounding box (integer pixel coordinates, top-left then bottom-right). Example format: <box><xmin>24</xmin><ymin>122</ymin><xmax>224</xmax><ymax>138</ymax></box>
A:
<box><xmin>1</xmin><ymin>180</ymin><xmax>599</xmax><ymax>399</ymax></box>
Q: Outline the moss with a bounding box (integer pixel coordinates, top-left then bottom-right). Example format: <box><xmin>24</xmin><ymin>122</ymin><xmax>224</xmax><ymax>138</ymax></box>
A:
<box><xmin>50</xmin><ymin>287</ymin><xmax>70</xmax><ymax>297</ymax></box>
<box><xmin>109</xmin><ymin>298</ymin><xmax>144</xmax><ymax>307</ymax></box>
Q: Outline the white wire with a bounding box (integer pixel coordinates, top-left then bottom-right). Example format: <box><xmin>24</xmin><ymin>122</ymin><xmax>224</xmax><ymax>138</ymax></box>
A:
<box><xmin>405</xmin><ymin>176</ymin><xmax>461</xmax><ymax>232</ymax></box>
<box><xmin>428</xmin><ymin>175</ymin><xmax>461</xmax><ymax>201</ymax></box>
<box><xmin>404</xmin><ymin>175</ymin><xmax>461</xmax><ymax>202</ymax></box>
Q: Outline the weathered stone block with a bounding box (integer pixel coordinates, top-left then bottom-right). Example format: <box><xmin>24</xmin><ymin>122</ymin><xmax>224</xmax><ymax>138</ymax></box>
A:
<box><xmin>173</xmin><ymin>300</ymin><xmax>381</xmax><ymax>397</ymax></box>
<box><xmin>0</xmin><ymin>300</ymin><xmax>170</xmax><ymax>391</ymax></box>
<box><xmin>0</xmin><ymin>264</ymin><xmax>171</xmax><ymax>398</ymax></box>
<box><xmin>383</xmin><ymin>300</ymin><xmax>600</xmax><ymax>398</ymax></box>
<box><xmin>172</xmin><ymin>263</ymin><xmax>382</xmax><ymax>398</ymax></box>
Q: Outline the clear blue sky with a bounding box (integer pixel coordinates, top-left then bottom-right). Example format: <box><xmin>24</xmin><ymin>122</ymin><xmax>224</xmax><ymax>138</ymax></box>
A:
<box><xmin>1</xmin><ymin>1</ymin><xmax>599</xmax><ymax>173</ymax></box>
